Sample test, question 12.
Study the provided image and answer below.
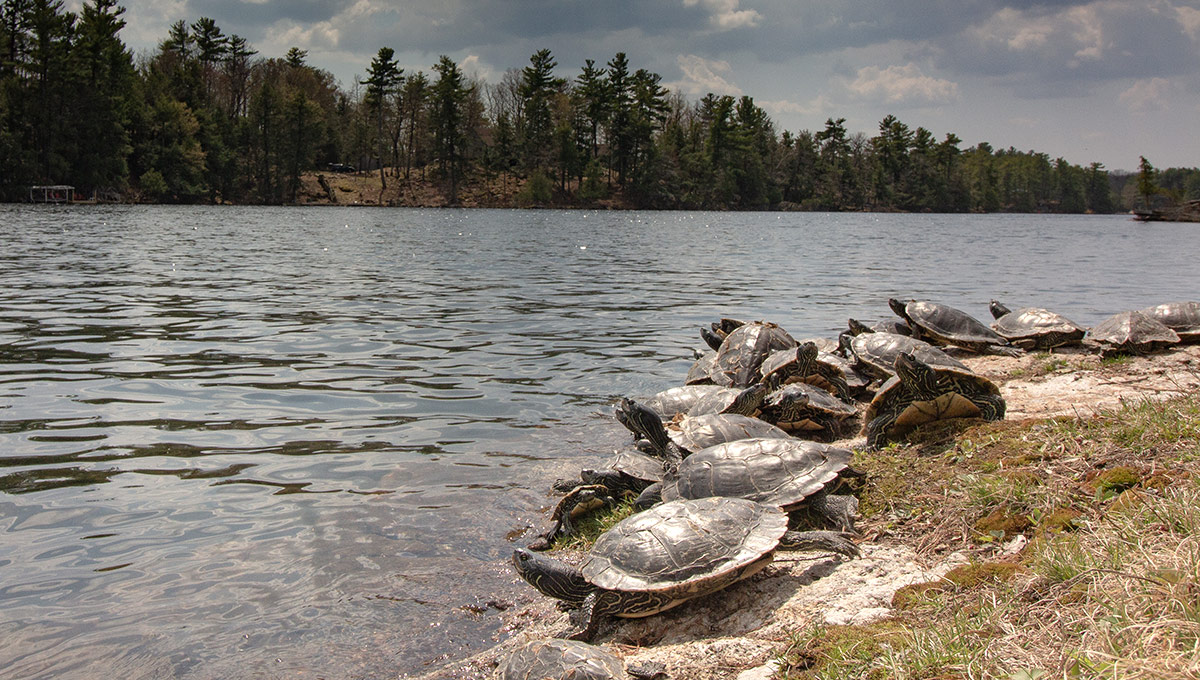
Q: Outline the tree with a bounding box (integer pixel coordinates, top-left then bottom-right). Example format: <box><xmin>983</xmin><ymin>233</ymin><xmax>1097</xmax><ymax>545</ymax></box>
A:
<box><xmin>73</xmin><ymin>0</ymin><xmax>135</xmax><ymax>192</ymax></box>
<box><xmin>430</xmin><ymin>55</ymin><xmax>467</xmax><ymax>203</ymax></box>
<box><xmin>364</xmin><ymin>46</ymin><xmax>401</xmax><ymax>189</ymax></box>
<box><xmin>191</xmin><ymin>16</ymin><xmax>225</xmax><ymax>101</ymax></box>
<box><xmin>518</xmin><ymin>48</ymin><xmax>563</xmax><ymax>172</ymax></box>
<box><xmin>575</xmin><ymin>58</ymin><xmax>608</xmax><ymax>163</ymax></box>
<box><xmin>1137</xmin><ymin>156</ymin><xmax>1159</xmax><ymax>209</ymax></box>
<box><xmin>400</xmin><ymin>71</ymin><xmax>428</xmax><ymax>183</ymax></box>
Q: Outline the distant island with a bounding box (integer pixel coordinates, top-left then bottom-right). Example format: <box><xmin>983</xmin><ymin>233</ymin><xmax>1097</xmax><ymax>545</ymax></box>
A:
<box><xmin>3</xmin><ymin>4</ymin><xmax>1198</xmax><ymax>212</ymax></box>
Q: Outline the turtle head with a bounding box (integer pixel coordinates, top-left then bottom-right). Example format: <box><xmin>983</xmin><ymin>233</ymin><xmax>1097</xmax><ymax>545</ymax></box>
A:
<box><xmin>729</xmin><ymin>383</ymin><xmax>770</xmax><ymax>415</ymax></box>
<box><xmin>847</xmin><ymin>318</ymin><xmax>872</xmax><ymax>335</ymax></box>
<box><xmin>797</xmin><ymin>341</ymin><xmax>819</xmax><ymax>363</ymax></box>
<box><xmin>511</xmin><ymin>549</ymin><xmax>594</xmax><ymax>605</ymax></box>
<box><xmin>616</xmin><ymin>398</ymin><xmax>670</xmax><ymax>452</ymax></box>
<box><xmin>894</xmin><ymin>352</ymin><xmax>940</xmax><ymax>399</ymax></box>
<box><xmin>700</xmin><ymin>326</ymin><xmax>724</xmax><ymax>351</ymax></box>
<box><xmin>887</xmin><ymin>298</ymin><xmax>910</xmax><ymax>320</ymax></box>
<box><xmin>989</xmin><ymin>300</ymin><xmax>1011</xmax><ymax>320</ymax></box>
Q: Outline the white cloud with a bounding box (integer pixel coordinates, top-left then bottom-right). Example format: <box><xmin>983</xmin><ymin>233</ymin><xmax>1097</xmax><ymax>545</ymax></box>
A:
<box><xmin>682</xmin><ymin>0</ymin><xmax>761</xmax><ymax>30</ymax></box>
<box><xmin>1177</xmin><ymin>5</ymin><xmax>1200</xmax><ymax>40</ymax></box>
<box><xmin>669</xmin><ymin>54</ymin><xmax>744</xmax><ymax>96</ymax></box>
<box><xmin>1119</xmin><ymin>77</ymin><xmax>1172</xmax><ymax>112</ymax></box>
<box><xmin>845</xmin><ymin>63</ymin><xmax>959</xmax><ymax>106</ymax></box>
<box><xmin>760</xmin><ymin>95</ymin><xmax>832</xmax><ymax>118</ymax></box>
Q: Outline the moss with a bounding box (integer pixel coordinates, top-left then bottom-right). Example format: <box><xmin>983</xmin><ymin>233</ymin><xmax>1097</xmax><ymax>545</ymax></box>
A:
<box><xmin>1088</xmin><ymin>465</ymin><xmax>1142</xmax><ymax>498</ymax></box>
<box><xmin>944</xmin><ymin>561</ymin><xmax>1023</xmax><ymax>588</ymax></box>
<box><xmin>1036</xmin><ymin>507</ymin><xmax>1082</xmax><ymax>535</ymax></box>
<box><xmin>975</xmin><ymin>507</ymin><xmax>1034</xmax><ymax>539</ymax></box>
<box><xmin>778</xmin><ymin>621</ymin><xmax>909</xmax><ymax>679</ymax></box>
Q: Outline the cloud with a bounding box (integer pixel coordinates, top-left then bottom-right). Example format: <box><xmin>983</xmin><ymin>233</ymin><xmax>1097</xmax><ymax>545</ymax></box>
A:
<box><xmin>760</xmin><ymin>95</ymin><xmax>833</xmax><ymax>118</ymax></box>
<box><xmin>1178</xmin><ymin>5</ymin><xmax>1200</xmax><ymax>40</ymax></box>
<box><xmin>669</xmin><ymin>54</ymin><xmax>743</xmax><ymax>96</ymax></box>
<box><xmin>845</xmin><ymin>63</ymin><xmax>959</xmax><ymax>106</ymax></box>
<box><xmin>682</xmin><ymin>0</ymin><xmax>761</xmax><ymax>30</ymax></box>
<box><xmin>1119</xmin><ymin>77</ymin><xmax>1172</xmax><ymax>112</ymax></box>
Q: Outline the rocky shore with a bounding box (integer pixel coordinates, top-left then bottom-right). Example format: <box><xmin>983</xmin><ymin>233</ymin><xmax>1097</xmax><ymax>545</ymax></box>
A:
<box><xmin>415</xmin><ymin>344</ymin><xmax>1200</xmax><ymax>679</ymax></box>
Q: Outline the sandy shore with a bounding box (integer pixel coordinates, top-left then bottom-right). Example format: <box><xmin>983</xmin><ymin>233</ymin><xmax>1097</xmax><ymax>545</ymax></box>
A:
<box><xmin>414</xmin><ymin>344</ymin><xmax>1200</xmax><ymax>679</ymax></box>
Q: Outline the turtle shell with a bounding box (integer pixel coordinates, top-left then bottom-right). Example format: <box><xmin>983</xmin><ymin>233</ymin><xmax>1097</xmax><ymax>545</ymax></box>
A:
<box><xmin>582</xmin><ymin>497</ymin><xmax>787</xmax><ymax>593</ymax></box>
<box><xmin>1087</xmin><ymin>311</ymin><xmax>1180</xmax><ymax>354</ymax></box>
<box><xmin>642</xmin><ymin>385</ymin><xmax>725</xmax><ymax>419</ymax></box>
<box><xmin>711</xmin><ymin>322</ymin><xmax>797</xmax><ymax>387</ymax></box>
<box><xmin>686</xmin><ymin>383</ymin><xmax>768</xmax><ymax>417</ymax></box>
<box><xmin>894</xmin><ymin>300</ymin><xmax>1011</xmax><ymax>351</ymax></box>
<box><xmin>850</xmin><ymin>332</ymin><xmax>967</xmax><ymax>380</ymax></box>
<box><xmin>660</xmin><ymin>437</ymin><xmax>853</xmax><ymax>508</ymax></box>
<box><xmin>1139</xmin><ymin>301</ymin><xmax>1200</xmax><ymax>343</ymax></box>
<box><xmin>685</xmin><ymin>350</ymin><xmax>717</xmax><ymax>384</ymax></box>
<box><xmin>760</xmin><ymin>383</ymin><xmax>859</xmax><ymax>436</ymax></box>
<box><xmin>495</xmin><ymin>638</ymin><xmax>628</xmax><ymax>680</ymax></box>
<box><xmin>667</xmin><ymin>413</ymin><xmax>791</xmax><ymax>451</ymax></box>
<box><xmin>989</xmin><ymin>305</ymin><xmax>1086</xmax><ymax>348</ymax></box>
<box><xmin>602</xmin><ymin>449</ymin><xmax>666</xmax><ymax>483</ymax></box>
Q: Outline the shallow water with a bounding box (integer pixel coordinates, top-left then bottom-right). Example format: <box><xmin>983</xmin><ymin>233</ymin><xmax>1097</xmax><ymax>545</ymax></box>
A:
<box><xmin>0</xmin><ymin>206</ymin><xmax>1196</xmax><ymax>678</ymax></box>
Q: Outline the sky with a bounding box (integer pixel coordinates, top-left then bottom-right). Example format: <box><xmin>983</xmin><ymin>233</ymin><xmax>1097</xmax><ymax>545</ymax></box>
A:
<box><xmin>100</xmin><ymin>0</ymin><xmax>1200</xmax><ymax>172</ymax></box>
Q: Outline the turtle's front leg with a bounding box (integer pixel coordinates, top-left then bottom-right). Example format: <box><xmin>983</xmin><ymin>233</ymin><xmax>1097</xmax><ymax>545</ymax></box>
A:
<box><xmin>972</xmin><ymin>393</ymin><xmax>1006</xmax><ymax>421</ymax></box>
<box><xmin>863</xmin><ymin>410</ymin><xmax>899</xmax><ymax>450</ymax></box>
<box><xmin>806</xmin><ymin>488</ymin><xmax>859</xmax><ymax>533</ymax></box>
<box><xmin>564</xmin><ymin>591</ymin><xmax>607</xmax><ymax>642</ymax></box>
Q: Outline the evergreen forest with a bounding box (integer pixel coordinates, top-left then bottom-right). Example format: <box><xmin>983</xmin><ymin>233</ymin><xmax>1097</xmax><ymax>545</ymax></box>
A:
<box><xmin>3</xmin><ymin>1</ymin><xmax>1198</xmax><ymax>210</ymax></box>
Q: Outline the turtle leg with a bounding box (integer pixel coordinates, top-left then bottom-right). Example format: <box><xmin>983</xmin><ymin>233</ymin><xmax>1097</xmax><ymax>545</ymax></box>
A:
<box><xmin>863</xmin><ymin>410</ymin><xmax>899</xmax><ymax>450</ymax></box>
<box><xmin>633</xmin><ymin>482</ymin><xmax>663</xmax><ymax>509</ymax></box>
<box><xmin>778</xmin><ymin>530</ymin><xmax>859</xmax><ymax>558</ymax></box>
<box><xmin>806</xmin><ymin>489</ymin><xmax>859</xmax><ymax>532</ymax></box>
<box><xmin>970</xmin><ymin>393</ymin><xmax>1006</xmax><ymax>421</ymax></box>
<box><xmin>565</xmin><ymin>591</ymin><xmax>608</xmax><ymax>642</ymax></box>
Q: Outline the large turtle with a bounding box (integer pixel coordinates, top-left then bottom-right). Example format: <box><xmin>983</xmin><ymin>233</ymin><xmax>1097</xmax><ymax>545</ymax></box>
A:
<box><xmin>635</xmin><ymin>384</ymin><xmax>768</xmax><ymax>423</ymax></box>
<box><xmin>651</xmin><ymin>437</ymin><xmax>859</xmax><ymax>531</ymax></box>
<box><xmin>863</xmin><ymin>352</ymin><xmax>1005</xmax><ymax>450</ymax></box>
<box><xmin>512</xmin><ymin>496</ymin><xmax>857</xmax><ymax>641</ymax></box>
<box><xmin>846</xmin><ymin>330</ymin><xmax>968</xmax><ymax>382</ymax></box>
<box><xmin>1086</xmin><ymin>310</ymin><xmax>1180</xmax><ymax>357</ymax></box>
<box><xmin>988</xmin><ymin>301</ymin><xmax>1087</xmax><ymax>350</ymax></box>
<box><xmin>759</xmin><ymin>341</ymin><xmax>853</xmax><ymax>402</ymax></box>
<box><xmin>889</xmin><ymin>298</ymin><xmax>1022</xmax><ymax>357</ymax></box>
<box><xmin>1139</xmin><ymin>301</ymin><xmax>1200</xmax><ymax>343</ymax></box>
<box><xmin>495</xmin><ymin>638</ymin><xmax>666</xmax><ymax>680</ymax></box>
<box><xmin>759</xmin><ymin>383</ymin><xmax>859</xmax><ymax>441</ymax></box>
<box><xmin>711</xmin><ymin>321</ymin><xmax>797</xmax><ymax>387</ymax></box>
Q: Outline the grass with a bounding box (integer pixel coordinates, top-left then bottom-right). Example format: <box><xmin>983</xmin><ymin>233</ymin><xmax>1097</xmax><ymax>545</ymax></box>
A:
<box><xmin>775</xmin><ymin>392</ymin><xmax>1200</xmax><ymax>680</ymax></box>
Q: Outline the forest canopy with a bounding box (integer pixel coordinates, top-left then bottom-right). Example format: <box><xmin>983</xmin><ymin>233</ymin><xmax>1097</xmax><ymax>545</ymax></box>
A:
<box><xmin>2</xmin><ymin>1</ymin><xmax>1197</xmax><ymax>210</ymax></box>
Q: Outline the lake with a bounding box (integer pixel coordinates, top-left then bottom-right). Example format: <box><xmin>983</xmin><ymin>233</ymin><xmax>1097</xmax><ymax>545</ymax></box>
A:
<box><xmin>0</xmin><ymin>206</ymin><xmax>1196</xmax><ymax>678</ymax></box>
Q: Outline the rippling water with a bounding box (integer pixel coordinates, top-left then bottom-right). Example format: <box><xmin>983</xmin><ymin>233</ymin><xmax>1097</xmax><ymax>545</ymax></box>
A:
<box><xmin>1</xmin><ymin>206</ymin><xmax>1196</xmax><ymax>678</ymax></box>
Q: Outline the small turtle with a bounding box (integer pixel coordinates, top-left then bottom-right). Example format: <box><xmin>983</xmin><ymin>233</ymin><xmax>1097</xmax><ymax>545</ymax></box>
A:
<box><xmin>528</xmin><ymin>484</ymin><xmax>617</xmax><ymax>551</ymax></box>
<box><xmin>759</xmin><ymin>383</ymin><xmax>859</xmax><ymax>440</ymax></box>
<box><xmin>615</xmin><ymin>396</ymin><xmax>781</xmax><ymax>463</ymax></box>
<box><xmin>847</xmin><ymin>331</ymin><xmax>968</xmax><ymax>381</ymax></box>
<box><xmin>818</xmin><ymin>350</ymin><xmax>875</xmax><ymax>401</ymax></box>
<box><xmin>836</xmin><ymin>318</ymin><xmax>911</xmax><ymax>356</ymax></box>
<box><xmin>652</xmin><ymin>437</ymin><xmax>859</xmax><ymax>531</ymax></box>
<box><xmin>1139</xmin><ymin>301</ymin><xmax>1200</xmax><ymax>343</ymax></box>
<box><xmin>512</xmin><ymin>496</ymin><xmax>857</xmax><ymax>641</ymax></box>
<box><xmin>862</xmin><ymin>352</ymin><xmax>1006</xmax><ymax>450</ymax></box>
<box><xmin>889</xmin><ymin>298</ymin><xmax>1022</xmax><ymax>357</ymax></box>
<box><xmin>1086</xmin><ymin>310</ymin><xmax>1180</xmax><ymax>357</ymax></box>
<box><xmin>636</xmin><ymin>384</ymin><xmax>765</xmax><ymax>422</ymax></box>
<box><xmin>988</xmin><ymin>300</ymin><xmax>1087</xmax><ymax>350</ymax></box>
<box><xmin>684</xmin><ymin>350</ymin><xmax>717</xmax><ymax>384</ymax></box>
<box><xmin>495</xmin><ymin>638</ymin><xmax>666</xmax><ymax>680</ymax></box>
<box><xmin>759</xmin><ymin>341</ymin><xmax>853</xmax><ymax>402</ymax></box>
<box><xmin>711</xmin><ymin>321</ymin><xmax>797</xmax><ymax>387</ymax></box>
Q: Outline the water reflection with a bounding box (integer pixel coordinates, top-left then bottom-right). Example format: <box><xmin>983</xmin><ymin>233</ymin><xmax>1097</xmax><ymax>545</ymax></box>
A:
<box><xmin>1</xmin><ymin>206</ymin><xmax>1197</xmax><ymax>678</ymax></box>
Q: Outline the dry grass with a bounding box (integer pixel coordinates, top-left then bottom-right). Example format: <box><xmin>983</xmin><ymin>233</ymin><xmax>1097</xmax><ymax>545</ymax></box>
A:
<box><xmin>778</xmin><ymin>393</ymin><xmax>1200</xmax><ymax>679</ymax></box>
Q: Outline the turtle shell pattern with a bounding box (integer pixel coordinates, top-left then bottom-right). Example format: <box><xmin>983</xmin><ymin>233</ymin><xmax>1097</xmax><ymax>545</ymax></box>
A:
<box><xmin>495</xmin><ymin>638</ymin><xmax>629</xmax><ymax>680</ymax></box>
<box><xmin>1087</xmin><ymin>311</ymin><xmax>1180</xmax><ymax>353</ymax></box>
<box><xmin>582</xmin><ymin>496</ymin><xmax>787</xmax><ymax>595</ymax></box>
<box><xmin>850</xmin><ymin>332</ymin><xmax>967</xmax><ymax>379</ymax></box>
<box><xmin>668</xmin><ymin>413</ymin><xmax>791</xmax><ymax>452</ymax></box>
<box><xmin>863</xmin><ymin>361</ymin><xmax>1002</xmax><ymax>447</ymax></box>
<box><xmin>760</xmin><ymin>383</ymin><xmax>859</xmax><ymax>436</ymax></box>
<box><xmin>660</xmin><ymin>437</ymin><xmax>853</xmax><ymax>509</ymax></box>
<box><xmin>711</xmin><ymin>322</ymin><xmax>797</xmax><ymax>387</ymax></box>
<box><xmin>990</xmin><ymin>306</ymin><xmax>1087</xmax><ymax>348</ymax></box>
<box><xmin>897</xmin><ymin>300</ymin><xmax>1010</xmax><ymax>350</ymax></box>
<box><xmin>1140</xmin><ymin>302</ymin><xmax>1200</xmax><ymax>343</ymax></box>
<box><xmin>600</xmin><ymin>449</ymin><xmax>667</xmax><ymax>484</ymax></box>
<box><xmin>642</xmin><ymin>385</ymin><xmax>725</xmax><ymax>419</ymax></box>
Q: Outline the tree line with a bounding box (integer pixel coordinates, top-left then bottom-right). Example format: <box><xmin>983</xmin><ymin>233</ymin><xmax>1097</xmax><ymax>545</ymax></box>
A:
<box><xmin>2</xmin><ymin>1</ymin><xmax>1196</xmax><ymax>211</ymax></box>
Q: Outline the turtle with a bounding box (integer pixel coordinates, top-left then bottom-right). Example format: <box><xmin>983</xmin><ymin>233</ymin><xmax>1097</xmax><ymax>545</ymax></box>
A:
<box><xmin>759</xmin><ymin>341</ymin><xmax>853</xmax><ymax>402</ymax></box>
<box><xmin>684</xmin><ymin>350</ymin><xmax>717</xmax><ymax>384</ymax></box>
<box><xmin>836</xmin><ymin>318</ymin><xmax>911</xmax><ymax>356</ymax></box>
<box><xmin>889</xmin><ymin>298</ymin><xmax>1022</xmax><ymax>357</ymax></box>
<box><xmin>1139</xmin><ymin>301</ymin><xmax>1200</xmax><ymax>343</ymax></box>
<box><xmin>862</xmin><ymin>352</ymin><xmax>1006</xmax><ymax>450</ymax></box>
<box><xmin>650</xmin><ymin>437</ymin><xmax>859</xmax><ymax>532</ymax></box>
<box><xmin>511</xmin><ymin>496</ymin><xmax>858</xmax><ymax>641</ymax></box>
<box><xmin>495</xmin><ymin>638</ymin><xmax>666</xmax><ymax>680</ymax></box>
<box><xmin>710</xmin><ymin>321</ymin><xmax>797</xmax><ymax>387</ymax></box>
<box><xmin>759</xmin><ymin>383</ymin><xmax>860</xmax><ymax>440</ymax></box>
<box><xmin>988</xmin><ymin>300</ymin><xmax>1087</xmax><ymax>350</ymax></box>
<box><xmin>528</xmin><ymin>484</ymin><xmax>618</xmax><ymax>551</ymax></box>
<box><xmin>1086</xmin><ymin>310</ymin><xmax>1180</xmax><ymax>357</ymax></box>
<box><xmin>615</xmin><ymin>396</ymin><xmax>782</xmax><ymax>463</ymax></box>
<box><xmin>636</xmin><ymin>384</ymin><xmax>765</xmax><ymax>422</ymax></box>
<box><xmin>846</xmin><ymin>331</ymin><xmax>968</xmax><ymax>382</ymax></box>
<box><xmin>818</xmin><ymin>350</ymin><xmax>875</xmax><ymax>401</ymax></box>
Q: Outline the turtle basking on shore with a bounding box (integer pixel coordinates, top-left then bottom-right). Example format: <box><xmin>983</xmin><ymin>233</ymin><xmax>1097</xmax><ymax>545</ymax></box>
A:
<box><xmin>845</xmin><ymin>330</ymin><xmax>968</xmax><ymax>382</ymax></box>
<box><xmin>512</xmin><ymin>496</ymin><xmax>857</xmax><ymax>641</ymax></box>
<box><xmin>1139</xmin><ymin>301</ymin><xmax>1200</xmax><ymax>343</ymax></box>
<box><xmin>988</xmin><ymin>300</ymin><xmax>1087</xmax><ymax>350</ymax></box>
<box><xmin>759</xmin><ymin>383</ymin><xmax>859</xmax><ymax>440</ymax></box>
<box><xmin>889</xmin><ymin>298</ymin><xmax>1022</xmax><ymax>357</ymax></box>
<box><xmin>759</xmin><ymin>341</ymin><xmax>853</xmax><ymax>402</ymax></box>
<box><xmin>862</xmin><ymin>352</ymin><xmax>1005</xmax><ymax>450</ymax></box>
<box><xmin>615</xmin><ymin>397</ymin><xmax>786</xmax><ymax>461</ymax></box>
<box><xmin>711</xmin><ymin>321</ymin><xmax>797</xmax><ymax>387</ymax></box>
<box><xmin>1086</xmin><ymin>310</ymin><xmax>1180</xmax><ymax>357</ymax></box>
<box><xmin>495</xmin><ymin>638</ymin><xmax>666</xmax><ymax>680</ymax></box>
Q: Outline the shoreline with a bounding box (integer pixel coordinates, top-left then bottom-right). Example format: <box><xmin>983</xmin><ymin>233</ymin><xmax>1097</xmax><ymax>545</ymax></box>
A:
<box><xmin>415</xmin><ymin>344</ymin><xmax>1200</xmax><ymax>679</ymax></box>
